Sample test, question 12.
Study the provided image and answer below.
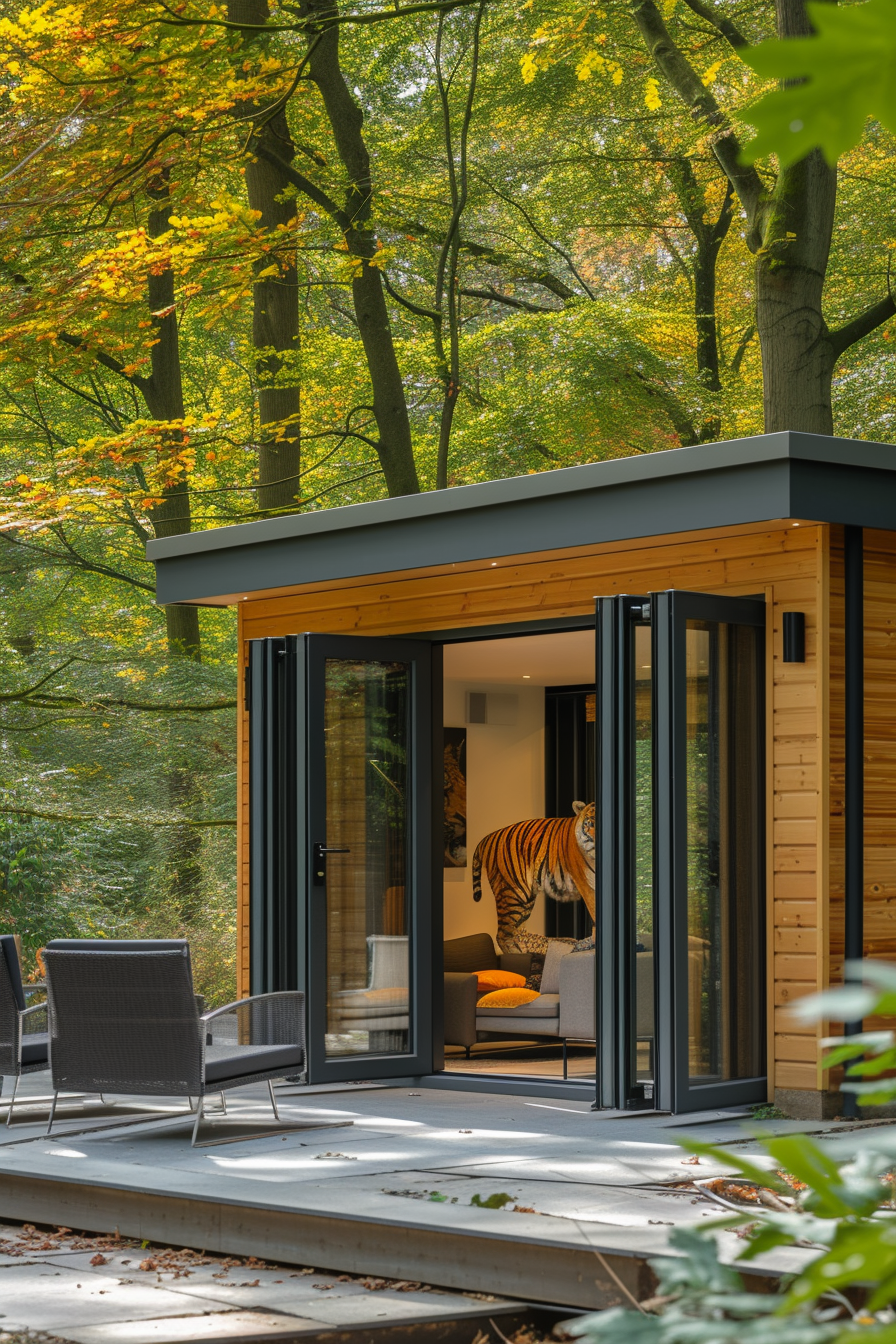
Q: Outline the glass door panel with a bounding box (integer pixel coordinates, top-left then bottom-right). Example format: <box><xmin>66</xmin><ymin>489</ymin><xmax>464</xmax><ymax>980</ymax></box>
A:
<box><xmin>322</xmin><ymin>657</ymin><xmax>410</xmax><ymax>1061</ymax></box>
<box><xmin>683</xmin><ymin>618</ymin><xmax>764</xmax><ymax>1092</ymax></box>
<box><xmin>248</xmin><ymin>633</ymin><xmax>434</xmax><ymax>1085</ymax></box>
<box><xmin>633</xmin><ymin>622</ymin><xmax>655</xmax><ymax>1092</ymax></box>
<box><xmin>597</xmin><ymin>591</ymin><xmax>765</xmax><ymax>1113</ymax></box>
<box><xmin>654</xmin><ymin>593</ymin><xmax>766</xmax><ymax>1112</ymax></box>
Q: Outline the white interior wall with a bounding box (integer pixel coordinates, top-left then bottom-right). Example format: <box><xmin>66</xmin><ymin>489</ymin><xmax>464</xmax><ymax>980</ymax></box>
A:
<box><xmin>442</xmin><ymin>679</ymin><xmax>546</xmax><ymax>943</ymax></box>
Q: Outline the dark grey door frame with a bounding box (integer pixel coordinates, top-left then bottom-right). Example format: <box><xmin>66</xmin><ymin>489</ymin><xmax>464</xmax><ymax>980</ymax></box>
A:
<box><xmin>595</xmin><ymin>595</ymin><xmax>652</xmax><ymax>1112</ymax></box>
<box><xmin>596</xmin><ymin>591</ymin><xmax>767</xmax><ymax>1113</ymax></box>
<box><xmin>653</xmin><ymin>590</ymin><xmax>767</xmax><ymax>1112</ymax></box>
<box><xmin>248</xmin><ymin>636</ymin><xmax>302</xmax><ymax>998</ymax></box>
<box><xmin>248</xmin><ymin>632</ymin><xmax>435</xmax><ymax>1084</ymax></box>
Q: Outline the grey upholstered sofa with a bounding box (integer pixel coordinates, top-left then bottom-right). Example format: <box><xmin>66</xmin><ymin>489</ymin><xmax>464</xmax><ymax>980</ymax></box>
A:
<box><xmin>444</xmin><ymin>933</ymin><xmax>594</xmax><ymax>1051</ymax></box>
<box><xmin>443</xmin><ymin>933</ymin><xmax>663</xmax><ymax>1064</ymax></box>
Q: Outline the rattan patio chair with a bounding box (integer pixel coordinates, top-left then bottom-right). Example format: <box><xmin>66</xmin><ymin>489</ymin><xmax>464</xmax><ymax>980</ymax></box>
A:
<box><xmin>44</xmin><ymin>939</ymin><xmax>304</xmax><ymax>1144</ymax></box>
<box><xmin>0</xmin><ymin>934</ymin><xmax>49</xmax><ymax>1125</ymax></box>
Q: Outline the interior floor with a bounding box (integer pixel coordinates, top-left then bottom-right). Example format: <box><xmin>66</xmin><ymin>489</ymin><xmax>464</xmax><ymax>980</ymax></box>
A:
<box><xmin>444</xmin><ymin>1042</ymin><xmax>596</xmax><ymax>1080</ymax></box>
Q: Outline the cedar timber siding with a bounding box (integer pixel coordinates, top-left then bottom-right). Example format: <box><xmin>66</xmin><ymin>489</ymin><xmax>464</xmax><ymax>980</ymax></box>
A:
<box><xmin>234</xmin><ymin>521</ymin><xmax>870</xmax><ymax>1101</ymax></box>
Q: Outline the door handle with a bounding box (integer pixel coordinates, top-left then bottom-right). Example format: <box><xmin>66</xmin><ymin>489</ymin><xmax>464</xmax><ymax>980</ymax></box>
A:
<box><xmin>312</xmin><ymin>843</ymin><xmax>351</xmax><ymax>885</ymax></box>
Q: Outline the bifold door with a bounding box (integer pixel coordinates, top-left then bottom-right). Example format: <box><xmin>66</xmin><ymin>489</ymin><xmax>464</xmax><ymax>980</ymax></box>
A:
<box><xmin>248</xmin><ymin>634</ymin><xmax>434</xmax><ymax>1083</ymax></box>
<box><xmin>597</xmin><ymin>591</ymin><xmax>766</xmax><ymax>1113</ymax></box>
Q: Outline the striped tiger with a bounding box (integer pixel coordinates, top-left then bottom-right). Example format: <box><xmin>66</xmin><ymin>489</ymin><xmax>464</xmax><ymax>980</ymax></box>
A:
<box><xmin>472</xmin><ymin>802</ymin><xmax>596</xmax><ymax>951</ymax></box>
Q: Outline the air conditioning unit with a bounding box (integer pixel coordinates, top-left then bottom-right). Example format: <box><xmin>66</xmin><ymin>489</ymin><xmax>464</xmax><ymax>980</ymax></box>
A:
<box><xmin>466</xmin><ymin>691</ymin><xmax>519</xmax><ymax>726</ymax></box>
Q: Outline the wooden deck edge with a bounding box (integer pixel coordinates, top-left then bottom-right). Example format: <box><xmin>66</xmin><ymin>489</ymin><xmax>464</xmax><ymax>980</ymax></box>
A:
<box><xmin>0</xmin><ymin>1169</ymin><xmax>657</xmax><ymax>1310</ymax></box>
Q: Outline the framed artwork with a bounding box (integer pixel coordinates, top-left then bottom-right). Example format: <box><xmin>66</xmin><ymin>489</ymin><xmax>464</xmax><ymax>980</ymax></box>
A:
<box><xmin>443</xmin><ymin>727</ymin><xmax>467</xmax><ymax>867</ymax></box>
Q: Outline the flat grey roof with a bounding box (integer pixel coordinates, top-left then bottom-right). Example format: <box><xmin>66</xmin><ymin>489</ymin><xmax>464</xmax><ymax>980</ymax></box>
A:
<box><xmin>148</xmin><ymin>431</ymin><xmax>896</xmax><ymax>605</ymax></box>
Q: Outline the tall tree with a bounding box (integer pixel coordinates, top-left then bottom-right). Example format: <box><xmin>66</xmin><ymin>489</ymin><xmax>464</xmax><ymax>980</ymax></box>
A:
<box><xmin>628</xmin><ymin>0</ymin><xmax>895</xmax><ymax>433</ymax></box>
<box><xmin>228</xmin><ymin>0</ymin><xmax>303</xmax><ymax>516</ymax></box>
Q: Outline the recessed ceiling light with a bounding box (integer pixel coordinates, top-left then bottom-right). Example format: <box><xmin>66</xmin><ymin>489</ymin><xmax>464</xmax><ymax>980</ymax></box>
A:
<box><xmin>522</xmin><ymin>675</ymin><xmax>531</xmax><ymax>679</ymax></box>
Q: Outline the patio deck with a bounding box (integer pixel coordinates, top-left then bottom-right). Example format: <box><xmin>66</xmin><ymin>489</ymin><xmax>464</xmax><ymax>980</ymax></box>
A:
<box><xmin>0</xmin><ymin>1073</ymin><xmax>869</xmax><ymax>1326</ymax></box>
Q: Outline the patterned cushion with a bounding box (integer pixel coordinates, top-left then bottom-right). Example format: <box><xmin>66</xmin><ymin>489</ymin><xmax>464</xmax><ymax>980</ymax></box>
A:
<box><xmin>476</xmin><ymin>987</ymin><xmax>541</xmax><ymax>1008</ymax></box>
<box><xmin>501</xmin><ymin>929</ymin><xmax>550</xmax><ymax>956</ymax></box>
<box><xmin>572</xmin><ymin>935</ymin><xmax>595</xmax><ymax>953</ymax></box>
<box><xmin>475</xmin><ymin>970</ymin><xmax>526</xmax><ymax>993</ymax></box>
<box><xmin>525</xmin><ymin>952</ymin><xmax>546</xmax><ymax>992</ymax></box>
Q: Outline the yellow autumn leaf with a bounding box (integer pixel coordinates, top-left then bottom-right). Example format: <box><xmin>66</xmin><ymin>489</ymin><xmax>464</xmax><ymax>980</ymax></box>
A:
<box><xmin>645</xmin><ymin>77</ymin><xmax>662</xmax><ymax>111</ymax></box>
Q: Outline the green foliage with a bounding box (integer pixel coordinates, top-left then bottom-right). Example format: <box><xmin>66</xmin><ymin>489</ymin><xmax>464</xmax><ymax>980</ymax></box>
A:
<box><xmin>739</xmin><ymin>0</ymin><xmax>896</xmax><ymax>166</ymax></box>
<box><xmin>569</xmin><ymin>965</ymin><xmax>896</xmax><ymax>1343</ymax></box>
<box><xmin>471</xmin><ymin>1192</ymin><xmax>513</xmax><ymax>1208</ymax></box>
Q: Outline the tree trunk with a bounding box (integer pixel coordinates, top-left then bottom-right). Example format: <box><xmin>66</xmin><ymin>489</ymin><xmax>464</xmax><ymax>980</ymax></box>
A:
<box><xmin>755</xmin><ymin>160</ymin><xmax>837</xmax><ymax>434</ymax></box>
<box><xmin>140</xmin><ymin>179</ymin><xmax>204</xmax><ymax>915</ymax></box>
<box><xmin>303</xmin><ymin>0</ymin><xmax>420</xmax><ymax>497</ymax></box>
<box><xmin>142</xmin><ymin>182</ymin><xmax>201</xmax><ymax>659</ymax></box>
<box><xmin>228</xmin><ymin>0</ymin><xmax>302</xmax><ymax>516</ymax></box>
<box><xmin>631</xmin><ymin>0</ymin><xmax>843</xmax><ymax>437</ymax></box>
<box><xmin>755</xmin><ymin>0</ymin><xmax>838</xmax><ymax>433</ymax></box>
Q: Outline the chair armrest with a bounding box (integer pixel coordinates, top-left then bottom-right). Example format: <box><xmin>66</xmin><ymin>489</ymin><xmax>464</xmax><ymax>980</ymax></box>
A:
<box><xmin>558</xmin><ymin>952</ymin><xmax>595</xmax><ymax>1041</ymax></box>
<box><xmin>203</xmin><ymin>991</ymin><xmax>304</xmax><ymax>1047</ymax></box>
<box><xmin>200</xmin><ymin>991</ymin><xmax>303</xmax><ymax>1023</ymax></box>
<box><xmin>444</xmin><ymin>973</ymin><xmax>477</xmax><ymax>1048</ymax></box>
<box><xmin>498</xmin><ymin>953</ymin><xmax>533</xmax><ymax>978</ymax></box>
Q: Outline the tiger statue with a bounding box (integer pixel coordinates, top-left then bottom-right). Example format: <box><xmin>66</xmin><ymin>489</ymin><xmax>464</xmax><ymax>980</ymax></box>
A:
<box><xmin>472</xmin><ymin>802</ymin><xmax>596</xmax><ymax>950</ymax></box>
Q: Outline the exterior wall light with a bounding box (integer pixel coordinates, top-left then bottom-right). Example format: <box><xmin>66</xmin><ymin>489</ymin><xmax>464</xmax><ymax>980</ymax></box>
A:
<box><xmin>783</xmin><ymin>611</ymin><xmax>806</xmax><ymax>662</ymax></box>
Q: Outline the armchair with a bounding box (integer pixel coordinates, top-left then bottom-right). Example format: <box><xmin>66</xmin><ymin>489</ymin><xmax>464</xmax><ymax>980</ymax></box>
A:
<box><xmin>44</xmin><ymin>939</ymin><xmax>305</xmax><ymax>1144</ymax></box>
<box><xmin>330</xmin><ymin>934</ymin><xmax>409</xmax><ymax>1052</ymax></box>
<box><xmin>0</xmin><ymin>935</ymin><xmax>49</xmax><ymax>1125</ymax></box>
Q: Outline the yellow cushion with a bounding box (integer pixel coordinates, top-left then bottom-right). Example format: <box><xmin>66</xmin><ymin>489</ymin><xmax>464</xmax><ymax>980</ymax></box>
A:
<box><xmin>475</xmin><ymin>969</ymin><xmax>527</xmax><ymax>993</ymax></box>
<box><xmin>476</xmin><ymin>987</ymin><xmax>541</xmax><ymax>1008</ymax></box>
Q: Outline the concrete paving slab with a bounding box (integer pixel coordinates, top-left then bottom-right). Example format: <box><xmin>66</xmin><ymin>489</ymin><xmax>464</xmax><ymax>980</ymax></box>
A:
<box><xmin>3</xmin><ymin>1074</ymin><xmax>894</xmax><ymax>1317</ymax></box>
<box><xmin>56</xmin><ymin>1311</ymin><xmax>323</xmax><ymax>1344</ymax></box>
<box><xmin>0</xmin><ymin>1261</ymin><xmax>225</xmax><ymax>1333</ymax></box>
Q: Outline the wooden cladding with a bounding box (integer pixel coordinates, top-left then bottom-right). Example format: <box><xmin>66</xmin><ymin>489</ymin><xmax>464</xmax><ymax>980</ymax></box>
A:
<box><xmin>234</xmin><ymin>521</ymin><xmax>896</xmax><ymax>1100</ymax></box>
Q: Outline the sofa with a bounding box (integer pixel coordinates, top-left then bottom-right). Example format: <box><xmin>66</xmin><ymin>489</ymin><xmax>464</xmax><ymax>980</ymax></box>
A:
<box><xmin>444</xmin><ymin>930</ymin><xmax>711</xmax><ymax>1080</ymax></box>
<box><xmin>444</xmin><ymin>933</ymin><xmax>592</xmax><ymax>1057</ymax></box>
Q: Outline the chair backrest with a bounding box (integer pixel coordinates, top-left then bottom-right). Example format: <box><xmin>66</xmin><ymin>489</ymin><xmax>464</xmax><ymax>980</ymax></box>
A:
<box><xmin>47</xmin><ymin>938</ymin><xmax>193</xmax><ymax>965</ymax></box>
<box><xmin>44</xmin><ymin>943</ymin><xmax>202</xmax><ymax>1096</ymax></box>
<box><xmin>368</xmin><ymin>935</ymin><xmax>409</xmax><ymax>990</ymax></box>
<box><xmin>0</xmin><ymin>935</ymin><xmax>25</xmax><ymax>1073</ymax></box>
<box><xmin>443</xmin><ymin>933</ymin><xmax>498</xmax><ymax>973</ymax></box>
<box><xmin>0</xmin><ymin>935</ymin><xmax>25</xmax><ymax>1012</ymax></box>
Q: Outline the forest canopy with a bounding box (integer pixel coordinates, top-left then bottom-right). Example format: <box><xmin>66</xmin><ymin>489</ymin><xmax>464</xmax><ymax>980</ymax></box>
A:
<box><xmin>0</xmin><ymin>0</ymin><xmax>892</xmax><ymax>1000</ymax></box>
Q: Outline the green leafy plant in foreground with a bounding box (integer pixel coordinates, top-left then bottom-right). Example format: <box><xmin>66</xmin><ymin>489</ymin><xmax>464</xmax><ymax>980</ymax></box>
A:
<box><xmin>570</xmin><ymin>961</ymin><xmax>896</xmax><ymax>1342</ymax></box>
<box><xmin>738</xmin><ymin>0</ymin><xmax>896</xmax><ymax>166</ymax></box>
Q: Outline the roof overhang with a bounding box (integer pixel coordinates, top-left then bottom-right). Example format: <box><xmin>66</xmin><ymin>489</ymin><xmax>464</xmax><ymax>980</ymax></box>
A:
<box><xmin>147</xmin><ymin>431</ymin><xmax>896</xmax><ymax>606</ymax></box>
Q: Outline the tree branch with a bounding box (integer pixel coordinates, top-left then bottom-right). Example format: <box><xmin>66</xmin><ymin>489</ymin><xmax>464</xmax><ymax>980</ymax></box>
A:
<box><xmin>251</xmin><ymin>140</ymin><xmax>349</xmax><ymax>230</ymax></box>
<box><xmin>678</xmin><ymin>0</ymin><xmax>748</xmax><ymax>49</ymax></box>
<box><xmin>0</xmin><ymin>530</ymin><xmax>155</xmax><ymax>594</ymax></box>
<box><xmin>0</xmin><ymin>803</ymin><xmax>236</xmax><ymax>827</ymax></box>
<box><xmin>153</xmin><ymin>0</ymin><xmax>486</xmax><ymax>32</ymax></box>
<box><xmin>57</xmin><ymin>332</ymin><xmax>152</xmax><ymax>393</ymax></box>
<box><xmin>829</xmin><ymin>294</ymin><xmax>896</xmax><ymax>361</ymax></box>
<box><xmin>630</xmin><ymin>0</ymin><xmax>764</xmax><ymax>238</ymax></box>
<box><xmin>459</xmin><ymin>286</ymin><xmax>558</xmax><ymax>313</ymax></box>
